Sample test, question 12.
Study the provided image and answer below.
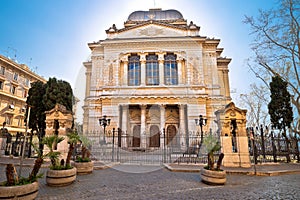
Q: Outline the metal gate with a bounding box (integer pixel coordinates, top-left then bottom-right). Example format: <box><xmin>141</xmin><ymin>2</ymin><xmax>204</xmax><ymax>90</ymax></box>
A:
<box><xmin>85</xmin><ymin>130</ymin><xmax>215</xmax><ymax>165</ymax></box>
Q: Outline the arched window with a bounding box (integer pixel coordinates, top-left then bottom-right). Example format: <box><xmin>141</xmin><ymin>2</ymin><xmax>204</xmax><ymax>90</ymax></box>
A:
<box><xmin>128</xmin><ymin>55</ymin><xmax>141</xmax><ymax>86</ymax></box>
<box><xmin>164</xmin><ymin>54</ymin><xmax>178</xmax><ymax>85</ymax></box>
<box><xmin>146</xmin><ymin>54</ymin><xmax>159</xmax><ymax>85</ymax></box>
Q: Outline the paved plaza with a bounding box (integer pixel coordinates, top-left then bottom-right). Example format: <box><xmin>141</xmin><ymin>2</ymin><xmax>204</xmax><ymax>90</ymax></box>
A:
<box><xmin>0</xmin><ymin>160</ymin><xmax>300</xmax><ymax>200</ymax></box>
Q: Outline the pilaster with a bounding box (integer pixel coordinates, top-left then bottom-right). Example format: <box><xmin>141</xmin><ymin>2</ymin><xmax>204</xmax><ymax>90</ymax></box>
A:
<box><xmin>140</xmin><ymin>53</ymin><xmax>146</xmax><ymax>86</ymax></box>
<box><xmin>177</xmin><ymin>57</ymin><xmax>183</xmax><ymax>85</ymax></box>
<box><xmin>158</xmin><ymin>53</ymin><xmax>165</xmax><ymax>85</ymax></box>
<box><xmin>84</xmin><ymin>62</ymin><xmax>92</xmax><ymax>97</ymax></box>
<box><xmin>123</xmin><ymin>60</ymin><xmax>128</xmax><ymax>86</ymax></box>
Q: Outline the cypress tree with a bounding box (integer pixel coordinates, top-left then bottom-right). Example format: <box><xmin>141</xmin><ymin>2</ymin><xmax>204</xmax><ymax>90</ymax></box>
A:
<box><xmin>268</xmin><ymin>75</ymin><xmax>293</xmax><ymax>162</ymax></box>
<box><xmin>43</xmin><ymin>77</ymin><xmax>73</xmax><ymax>112</ymax></box>
<box><xmin>26</xmin><ymin>78</ymin><xmax>74</xmax><ymax>153</ymax></box>
<box><xmin>26</xmin><ymin>81</ymin><xmax>47</xmax><ymax>153</ymax></box>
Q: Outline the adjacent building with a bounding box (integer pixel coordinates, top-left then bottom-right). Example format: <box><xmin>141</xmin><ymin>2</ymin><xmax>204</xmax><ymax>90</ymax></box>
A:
<box><xmin>0</xmin><ymin>54</ymin><xmax>46</xmax><ymax>135</ymax></box>
<box><xmin>83</xmin><ymin>8</ymin><xmax>232</xmax><ymax>149</ymax></box>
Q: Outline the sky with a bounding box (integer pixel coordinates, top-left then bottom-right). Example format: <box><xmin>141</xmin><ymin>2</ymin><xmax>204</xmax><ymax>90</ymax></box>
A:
<box><xmin>0</xmin><ymin>0</ymin><xmax>277</xmax><ymax>123</ymax></box>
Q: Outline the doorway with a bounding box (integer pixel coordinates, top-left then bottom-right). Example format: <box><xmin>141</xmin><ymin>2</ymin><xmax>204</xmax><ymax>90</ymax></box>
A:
<box><xmin>132</xmin><ymin>125</ymin><xmax>141</xmax><ymax>147</ymax></box>
<box><xmin>149</xmin><ymin>125</ymin><xmax>160</xmax><ymax>147</ymax></box>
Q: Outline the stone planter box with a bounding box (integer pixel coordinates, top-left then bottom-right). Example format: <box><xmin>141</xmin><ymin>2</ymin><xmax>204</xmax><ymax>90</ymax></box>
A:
<box><xmin>200</xmin><ymin>168</ymin><xmax>226</xmax><ymax>185</ymax></box>
<box><xmin>0</xmin><ymin>181</ymin><xmax>39</xmax><ymax>200</ymax></box>
<box><xmin>46</xmin><ymin>167</ymin><xmax>77</xmax><ymax>186</ymax></box>
<box><xmin>74</xmin><ymin>161</ymin><xmax>94</xmax><ymax>174</ymax></box>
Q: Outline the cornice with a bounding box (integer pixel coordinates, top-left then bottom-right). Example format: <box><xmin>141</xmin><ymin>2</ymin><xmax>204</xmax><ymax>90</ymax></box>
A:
<box><xmin>0</xmin><ymin>55</ymin><xmax>46</xmax><ymax>83</ymax></box>
<box><xmin>99</xmin><ymin>36</ymin><xmax>207</xmax><ymax>46</ymax></box>
<box><xmin>107</xmin><ymin>20</ymin><xmax>198</xmax><ymax>34</ymax></box>
<box><xmin>217</xmin><ymin>57</ymin><xmax>232</xmax><ymax>65</ymax></box>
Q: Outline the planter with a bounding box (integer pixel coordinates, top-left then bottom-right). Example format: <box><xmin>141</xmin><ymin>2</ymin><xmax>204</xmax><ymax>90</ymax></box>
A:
<box><xmin>200</xmin><ymin>168</ymin><xmax>226</xmax><ymax>185</ymax></box>
<box><xmin>74</xmin><ymin>161</ymin><xmax>94</xmax><ymax>174</ymax></box>
<box><xmin>0</xmin><ymin>181</ymin><xmax>39</xmax><ymax>200</ymax></box>
<box><xmin>46</xmin><ymin>167</ymin><xmax>77</xmax><ymax>186</ymax></box>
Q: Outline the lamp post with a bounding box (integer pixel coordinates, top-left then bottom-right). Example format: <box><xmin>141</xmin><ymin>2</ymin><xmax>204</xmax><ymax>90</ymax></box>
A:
<box><xmin>112</xmin><ymin>127</ymin><xmax>115</xmax><ymax>161</ymax></box>
<box><xmin>99</xmin><ymin>115</ymin><xmax>110</xmax><ymax>144</ymax></box>
<box><xmin>195</xmin><ymin>115</ymin><xmax>207</xmax><ymax>155</ymax></box>
<box><xmin>163</xmin><ymin>128</ymin><xmax>166</xmax><ymax>163</ymax></box>
<box><xmin>248</xmin><ymin>127</ymin><xmax>257</xmax><ymax>175</ymax></box>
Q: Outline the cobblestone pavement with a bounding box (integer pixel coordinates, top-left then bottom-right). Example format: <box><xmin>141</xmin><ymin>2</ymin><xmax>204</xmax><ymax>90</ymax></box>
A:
<box><xmin>1</xmin><ymin>164</ymin><xmax>299</xmax><ymax>200</ymax></box>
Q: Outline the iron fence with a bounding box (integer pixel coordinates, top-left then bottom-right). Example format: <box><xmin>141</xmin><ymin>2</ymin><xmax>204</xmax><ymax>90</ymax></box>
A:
<box><xmin>1</xmin><ymin>127</ymin><xmax>298</xmax><ymax>166</ymax></box>
<box><xmin>83</xmin><ymin>130</ymin><xmax>220</xmax><ymax>165</ymax></box>
<box><xmin>0</xmin><ymin>133</ymin><xmax>38</xmax><ymax>158</ymax></box>
<box><xmin>247</xmin><ymin>127</ymin><xmax>300</xmax><ymax>163</ymax></box>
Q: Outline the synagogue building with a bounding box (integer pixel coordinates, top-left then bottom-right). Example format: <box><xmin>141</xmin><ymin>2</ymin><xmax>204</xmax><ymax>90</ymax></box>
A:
<box><xmin>83</xmin><ymin>8</ymin><xmax>232</xmax><ymax>149</ymax></box>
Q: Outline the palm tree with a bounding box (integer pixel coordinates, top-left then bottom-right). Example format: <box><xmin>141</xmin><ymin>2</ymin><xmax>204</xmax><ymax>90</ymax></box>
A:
<box><xmin>203</xmin><ymin>133</ymin><xmax>221</xmax><ymax>170</ymax></box>
<box><xmin>42</xmin><ymin>135</ymin><xmax>64</xmax><ymax>168</ymax></box>
<box><xmin>79</xmin><ymin>134</ymin><xmax>92</xmax><ymax>161</ymax></box>
<box><xmin>5</xmin><ymin>164</ymin><xmax>16</xmax><ymax>186</ymax></box>
<box><xmin>28</xmin><ymin>144</ymin><xmax>45</xmax><ymax>182</ymax></box>
<box><xmin>66</xmin><ymin>130</ymin><xmax>80</xmax><ymax>167</ymax></box>
<box><xmin>5</xmin><ymin>143</ymin><xmax>46</xmax><ymax>185</ymax></box>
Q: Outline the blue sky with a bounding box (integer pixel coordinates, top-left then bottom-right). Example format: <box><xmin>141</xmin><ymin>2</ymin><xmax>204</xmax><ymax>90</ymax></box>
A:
<box><xmin>0</xmin><ymin>0</ymin><xmax>277</xmax><ymax>122</ymax></box>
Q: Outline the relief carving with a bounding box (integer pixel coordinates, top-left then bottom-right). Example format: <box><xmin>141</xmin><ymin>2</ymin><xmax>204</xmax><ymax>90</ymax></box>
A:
<box><xmin>129</xmin><ymin>108</ymin><xmax>141</xmax><ymax>122</ymax></box>
<box><xmin>158</xmin><ymin>53</ymin><xmax>164</xmax><ymax>61</ymax></box>
<box><xmin>192</xmin><ymin>60</ymin><xmax>200</xmax><ymax>85</ymax></box>
<box><xmin>139</xmin><ymin>27</ymin><xmax>164</xmax><ymax>36</ymax></box>
<box><xmin>91</xmin><ymin>56</ymin><xmax>102</xmax><ymax>60</ymax></box>
<box><xmin>108</xmin><ymin>64</ymin><xmax>114</xmax><ymax>86</ymax></box>
<box><xmin>140</xmin><ymin>54</ymin><xmax>146</xmax><ymax>62</ymax></box>
<box><xmin>120</xmin><ymin>55</ymin><xmax>129</xmax><ymax>62</ymax></box>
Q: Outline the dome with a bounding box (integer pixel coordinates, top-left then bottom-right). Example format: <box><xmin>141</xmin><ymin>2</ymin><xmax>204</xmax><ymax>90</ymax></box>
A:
<box><xmin>127</xmin><ymin>9</ymin><xmax>184</xmax><ymax>22</ymax></box>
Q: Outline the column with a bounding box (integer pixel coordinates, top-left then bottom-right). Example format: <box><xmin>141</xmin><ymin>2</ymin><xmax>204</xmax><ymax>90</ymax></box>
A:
<box><xmin>160</xmin><ymin>104</ymin><xmax>166</xmax><ymax>148</ymax></box>
<box><xmin>158</xmin><ymin>53</ymin><xmax>165</xmax><ymax>85</ymax></box>
<box><xmin>121</xmin><ymin>105</ymin><xmax>129</xmax><ymax>147</ymax></box>
<box><xmin>140</xmin><ymin>104</ymin><xmax>147</xmax><ymax>148</ymax></box>
<box><xmin>223</xmin><ymin>69</ymin><xmax>230</xmax><ymax>100</ymax></box>
<box><xmin>83</xmin><ymin>62</ymin><xmax>92</xmax><ymax>133</ymax></box>
<box><xmin>84</xmin><ymin>62</ymin><xmax>92</xmax><ymax>97</ymax></box>
<box><xmin>179</xmin><ymin>104</ymin><xmax>186</xmax><ymax>149</ymax></box>
<box><xmin>123</xmin><ymin>60</ymin><xmax>128</xmax><ymax>86</ymax></box>
<box><xmin>140</xmin><ymin>54</ymin><xmax>146</xmax><ymax>86</ymax></box>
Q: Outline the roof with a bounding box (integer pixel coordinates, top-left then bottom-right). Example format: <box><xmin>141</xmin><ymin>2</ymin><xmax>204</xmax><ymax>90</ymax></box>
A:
<box><xmin>128</xmin><ymin>8</ymin><xmax>183</xmax><ymax>21</ymax></box>
<box><xmin>105</xmin><ymin>8</ymin><xmax>199</xmax><ymax>35</ymax></box>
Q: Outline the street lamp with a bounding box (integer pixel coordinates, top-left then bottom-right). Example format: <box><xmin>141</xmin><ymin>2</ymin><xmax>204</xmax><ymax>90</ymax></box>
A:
<box><xmin>195</xmin><ymin>115</ymin><xmax>207</xmax><ymax>154</ymax></box>
<box><xmin>99</xmin><ymin>115</ymin><xmax>110</xmax><ymax>144</ymax></box>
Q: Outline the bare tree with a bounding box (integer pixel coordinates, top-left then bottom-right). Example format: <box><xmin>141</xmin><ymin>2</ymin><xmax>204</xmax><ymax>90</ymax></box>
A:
<box><xmin>244</xmin><ymin>0</ymin><xmax>300</xmax><ymax>136</ymax></box>
<box><xmin>239</xmin><ymin>83</ymin><xmax>270</xmax><ymax>128</ymax></box>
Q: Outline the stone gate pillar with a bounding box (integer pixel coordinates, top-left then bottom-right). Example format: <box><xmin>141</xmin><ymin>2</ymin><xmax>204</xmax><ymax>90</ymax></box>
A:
<box><xmin>215</xmin><ymin>102</ymin><xmax>251</xmax><ymax>167</ymax></box>
<box><xmin>44</xmin><ymin>104</ymin><xmax>73</xmax><ymax>160</ymax></box>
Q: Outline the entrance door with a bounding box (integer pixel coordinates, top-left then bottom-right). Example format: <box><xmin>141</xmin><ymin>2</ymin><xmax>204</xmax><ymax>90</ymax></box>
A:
<box><xmin>132</xmin><ymin>125</ymin><xmax>141</xmax><ymax>147</ymax></box>
<box><xmin>149</xmin><ymin>125</ymin><xmax>160</xmax><ymax>147</ymax></box>
<box><xmin>167</xmin><ymin>125</ymin><xmax>177</xmax><ymax>147</ymax></box>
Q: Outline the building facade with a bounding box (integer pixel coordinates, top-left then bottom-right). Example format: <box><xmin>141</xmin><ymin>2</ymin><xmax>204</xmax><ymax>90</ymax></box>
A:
<box><xmin>0</xmin><ymin>54</ymin><xmax>46</xmax><ymax>135</ymax></box>
<box><xmin>83</xmin><ymin>9</ymin><xmax>232</xmax><ymax>149</ymax></box>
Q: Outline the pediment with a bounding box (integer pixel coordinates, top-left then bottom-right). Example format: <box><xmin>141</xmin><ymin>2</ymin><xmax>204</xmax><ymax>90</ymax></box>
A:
<box><xmin>45</xmin><ymin>104</ymin><xmax>73</xmax><ymax>120</ymax></box>
<box><xmin>222</xmin><ymin>102</ymin><xmax>247</xmax><ymax>120</ymax></box>
<box><xmin>108</xmin><ymin>23</ymin><xmax>188</xmax><ymax>39</ymax></box>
